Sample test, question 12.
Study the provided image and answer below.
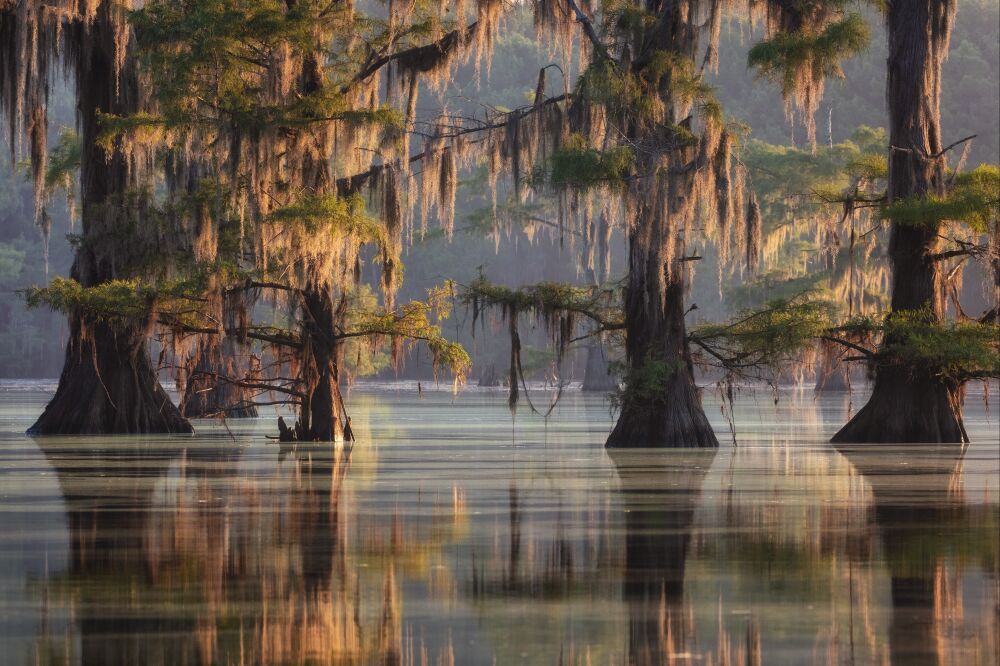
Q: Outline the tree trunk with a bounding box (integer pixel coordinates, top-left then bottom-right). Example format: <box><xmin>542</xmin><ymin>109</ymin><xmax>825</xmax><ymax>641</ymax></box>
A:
<box><xmin>604</xmin><ymin>2</ymin><xmax>719</xmax><ymax>449</ymax></box>
<box><xmin>478</xmin><ymin>362</ymin><xmax>502</xmax><ymax>387</ymax></box>
<box><xmin>833</xmin><ymin>1</ymin><xmax>964</xmax><ymax>443</ymax></box>
<box><xmin>300</xmin><ymin>286</ymin><xmax>346</xmax><ymax>442</ymax></box>
<box><xmin>29</xmin><ymin>318</ymin><xmax>192</xmax><ymax>435</ymax></box>
<box><xmin>606</xmin><ymin>269</ymin><xmax>718</xmax><ymax>449</ymax></box>
<box><xmin>29</xmin><ymin>6</ymin><xmax>190</xmax><ymax>435</ymax></box>
<box><xmin>581</xmin><ymin>338</ymin><xmax>618</xmax><ymax>392</ymax></box>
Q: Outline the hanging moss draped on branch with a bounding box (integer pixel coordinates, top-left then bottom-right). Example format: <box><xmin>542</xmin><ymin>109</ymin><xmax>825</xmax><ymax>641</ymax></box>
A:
<box><xmin>463</xmin><ymin>275</ymin><xmax>621</xmax><ymax>413</ymax></box>
<box><xmin>748</xmin><ymin>8</ymin><xmax>870</xmax><ymax>149</ymax></box>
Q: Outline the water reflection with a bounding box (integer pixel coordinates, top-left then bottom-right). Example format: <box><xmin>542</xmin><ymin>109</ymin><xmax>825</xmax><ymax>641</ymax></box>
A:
<box><xmin>1</xmin><ymin>389</ymin><xmax>996</xmax><ymax>664</ymax></box>
<box><xmin>31</xmin><ymin>440</ymin><xmax>416</xmax><ymax>664</ymax></box>
<box><xmin>608</xmin><ymin>449</ymin><xmax>726</xmax><ymax>665</ymax></box>
<box><xmin>838</xmin><ymin>445</ymin><xmax>1000</xmax><ymax>665</ymax></box>
<box><xmin>37</xmin><ymin>441</ymin><xmax>195</xmax><ymax>663</ymax></box>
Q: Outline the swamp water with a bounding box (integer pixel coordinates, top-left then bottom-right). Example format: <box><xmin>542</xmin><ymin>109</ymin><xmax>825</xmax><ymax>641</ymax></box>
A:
<box><xmin>0</xmin><ymin>384</ymin><xmax>997</xmax><ymax>665</ymax></box>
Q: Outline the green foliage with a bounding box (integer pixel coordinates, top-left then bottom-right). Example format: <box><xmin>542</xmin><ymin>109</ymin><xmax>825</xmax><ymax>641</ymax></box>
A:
<box><xmin>726</xmin><ymin>269</ymin><xmax>834</xmax><ymax>310</ymax></box>
<box><xmin>846</xmin><ymin>153</ymin><xmax>887</xmax><ymax>180</ymax></box>
<box><xmin>837</xmin><ymin>309</ymin><xmax>1000</xmax><ymax>381</ymax></box>
<box><xmin>576</xmin><ymin>57</ymin><xmax>651</xmax><ymax>120</ymax></box>
<box><xmin>25</xmin><ymin>277</ymin><xmax>153</xmax><ymax>320</ymax></box>
<box><xmin>748</xmin><ymin>14</ymin><xmax>870</xmax><ymax>96</ymax></box>
<box><xmin>548</xmin><ymin>134</ymin><xmax>633</xmax><ymax>190</ymax></box>
<box><xmin>715</xmin><ymin>3</ymin><xmax>999</xmax><ymax>166</ymax></box>
<box><xmin>348</xmin><ymin>283</ymin><xmax>471</xmax><ymax>381</ymax></box>
<box><xmin>95</xmin><ymin>112</ymin><xmax>165</xmax><ymax>152</ymax></box>
<box><xmin>44</xmin><ymin>129</ymin><xmax>80</xmax><ymax>191</ymax></box>
<box><xmin>883</xmin><ymin>165</ymin><xmax>1000</xmax><ymax>231</ymax></box>
<box><xmin>463</xmin><ymin>275</ymin><xmax>617</xmax><ymax>327</ymax></box>
<box><xmin>24</xmin><ymin>272</ymin><xmax>216</xmax><ymax>327</ymax></box>
<box><xmin>692</xmin><ymin>297</ymin><xmax>835</xmax><ymax>373</ymax></box>
<box><xmin>0</xmin><ymin>243</ymin><xmax>25</xmax><ymax>281</ymax></box>
<box><xmin>130</xmin><ymin>0</ymin><xmax>414</xmax><ymax>137</ymax></box>
<box><xmin>742</xmin><ymin>126</ymin><xmax>887</xmax><ymax>235</ymax></box>
<box><xmin>611</xmin><ymin>357</ymin><xmax>681</xmax><ymax>412</ymax></box>
<box><xmin>343</xmin><ymin>285</ymin><xmax>390</xmax><ymax>378</ymax></box>
<box><xmin>269</xmin><ymin>193</ymin><xmax>386</xmax><ymax>244</ymax></box>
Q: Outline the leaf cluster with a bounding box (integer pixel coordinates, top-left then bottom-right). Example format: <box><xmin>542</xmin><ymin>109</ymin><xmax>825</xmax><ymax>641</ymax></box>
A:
<box><xmin>883</xmin><ymin>165</ymin><xmax>1000</xmax><ymax>231</ymax></box>
<box><xmin>748</xmin><ymin>14</ymin><xmax>870</xmax><ymax>96</ymax></box>
<box><xmin>840</xmin><ymin>309</ymin><xmax>1000</xmax><ymax>382</ymax></box>
<box><xmin>548</xmin><ymin>133</ymin><xmax>633</xmax><ymax>190</ymax></box>
<box><xmin>692</xmin><ymin>296</ymin><xmax>835</xmax><ymax>374</ymax></box>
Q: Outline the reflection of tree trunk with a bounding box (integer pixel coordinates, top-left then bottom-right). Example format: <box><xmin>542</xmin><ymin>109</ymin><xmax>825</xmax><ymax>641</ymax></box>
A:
<box><xmin>29</xmin><ymin>7</ymin><xmax>190</xmax><ymax>435</ymax></box>
<box><xmin>836</xmin><ymin>445</ymin><xmax>969</xmax><ymax>666</ymax></box>
<box><xmin>608</xmin><ymin>449</ymin><xmax>718</xmax><ymax>664</ymax></box>
<box><xmin>294</xmin><ymin>443</ymin><xmax>351</xmax><ymax>598</ymax></box>
<box><xmin>39</xmin><ymin>442</ymin><xmax>194</xmax><ymax>664</ymax></box>
<box><xmin>833</xmin><ymin>3</ymin><xmax>964</xmax><ymax>443</ymax></box>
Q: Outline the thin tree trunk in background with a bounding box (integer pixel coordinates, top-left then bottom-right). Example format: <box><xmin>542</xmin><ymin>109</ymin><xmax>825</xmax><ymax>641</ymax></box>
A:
<box><xmin>814</xmin><ymin>340</ymin><xmax>851</xmax><ymax>392</ymax></box>
<box><xmin>181</xmin><ymin>288</ymin><xmax>260</xmax><ymax>418</ymax></box>
<box><xmin>181</xmin><ymin>335</ymin><xmax>259</xmax><ymax>418</ymax></box>
<box><xmin>833</xmin><ymin>0</ymin><xmax>965</xmax><ymax>443</ymax></box>
<box><xmin>582</xmin><ymin>338</ymin><xmax>617</xmax><ymax>392</ymax></box>
<box><xmin>581</xmin><ymin>257</ymin><xmax>617</xmax><ymax>393</ymax></box>
<box><xmin>29</xmin><ymin>5</ymin><xmax>190</xmax><ymax>435</ymax></box>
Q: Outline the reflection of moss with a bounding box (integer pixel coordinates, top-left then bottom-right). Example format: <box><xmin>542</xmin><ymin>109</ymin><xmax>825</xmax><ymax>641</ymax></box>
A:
<box><xmin>880</xmin><ymin>505</ymin><xmax>999</xmax><ymax>579</ymax></box>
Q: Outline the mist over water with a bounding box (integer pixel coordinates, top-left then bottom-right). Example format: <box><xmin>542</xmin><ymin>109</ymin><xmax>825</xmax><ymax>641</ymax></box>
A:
<box><xmin>1</xmin><ymin>385</ymin><xmax>996</xmax><ymax>665</ymax></box>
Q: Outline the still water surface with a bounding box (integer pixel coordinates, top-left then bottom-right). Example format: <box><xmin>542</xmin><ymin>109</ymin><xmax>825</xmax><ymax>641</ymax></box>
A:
<box><xmin>0</xmin><ymin>385</ymin><xmax>997</xmax><ymax>665</ymax></box>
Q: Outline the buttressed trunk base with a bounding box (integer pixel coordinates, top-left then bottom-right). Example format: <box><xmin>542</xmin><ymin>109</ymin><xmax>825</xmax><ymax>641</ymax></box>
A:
<box><xmin>606</xmin><ymin>275</ymin><xmax>718</xmax><ymax>449</ymax></box>
<box><xmin>28</xmin><ymin>317</ymin><xmax>192</xmax><ymax>435</ymax></box>
<box><xmin>831</xmin><ymin>369</ymin><xmax>966</xmax><ymax>444</ymax></box>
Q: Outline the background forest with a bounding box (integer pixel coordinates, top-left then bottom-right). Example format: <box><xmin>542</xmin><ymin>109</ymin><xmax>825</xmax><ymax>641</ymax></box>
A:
<box><xmin>0</xmin><ymin>1</ymin><xmax>996</xmax><ymax>384</ymax></box>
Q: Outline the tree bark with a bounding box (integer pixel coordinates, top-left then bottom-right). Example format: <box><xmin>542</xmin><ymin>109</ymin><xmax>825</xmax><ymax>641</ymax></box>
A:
<box><xmin>29</xmin><ymin>318</ymin><xmax>192</xmax><ymax>434</ymax></box>
<box><xmin>29</xmin><ymin>6</ymin><xmax>190</xmax><ymax>435</ymax></box>
<box><xmin>603</xmin><ymin>2</ymin><xmax>719</xmax><ymax>449</ymax></box>
<box><xmin>833</xmin><ymin>1</ymin><xmax>964</xmax><ymax>443</ymax></box>
<box><xmin>606</xmin><ymin>271</ymin><xmax>718</xmax><ymax>448</ymax></box>
<box><xmin>300</xmin><ymin>285</ymin><xmax>346</xmax><ymax>442</ymax></box>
